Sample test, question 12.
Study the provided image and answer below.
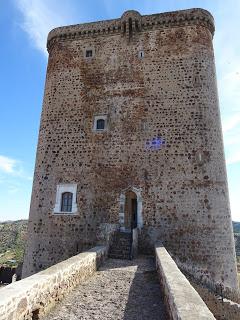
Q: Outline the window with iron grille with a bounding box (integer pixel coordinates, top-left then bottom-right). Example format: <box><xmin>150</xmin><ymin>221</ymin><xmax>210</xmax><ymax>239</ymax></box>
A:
<box><xmin>61</xmin><ymin>192</ymin><xmax>73</xmax><ymax>212</ymax></box>
<box><xmin>96</xmin><ymin>118</ymin><xmax>105</xmax><ymax>130</ymax></box>
<box><xmin>93</xmin><ymin>115</ymin><xmax>107</xmax><ymax>132</ymax></box>
<box><xmin>86</xmin><ymin>49</ymin><xmax>93</xmax><ymax>58</ymax></box>
<box><xmin>53</xmin><ymin>184</ymin><xmax>78</xmax><ymax>214</ymax></box>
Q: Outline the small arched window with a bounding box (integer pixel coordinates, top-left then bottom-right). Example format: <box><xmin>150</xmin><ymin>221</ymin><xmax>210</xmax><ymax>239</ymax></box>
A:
<box><xmin>96</xmin><ymin>118</ymin><xmax>105</xmax><ymax>130</ymax></box>
<box><xmin>93</xmin><ymin>115</ymin><xmax>107</xmax><ymax>132</ymax></box>
<box><xmin>61</xmin><ymin>192</ymin><xmax>73</xmax><ymax>212</ymax></box>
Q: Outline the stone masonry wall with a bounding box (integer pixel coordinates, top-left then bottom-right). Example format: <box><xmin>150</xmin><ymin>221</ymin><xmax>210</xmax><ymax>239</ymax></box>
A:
<box><xmin>190</xmin><ymin>280</ymin><xmax>240</xmax><ymax>320</ymax></box>
<box><xmin>0</xmin><ymin>246</ymin><xmax>107</xmax><ymax>320</ymax></box>
<box><xmin>22</xmin><ymin>8</ymin><xmax>238</xmax><ymax>290</ymax></box>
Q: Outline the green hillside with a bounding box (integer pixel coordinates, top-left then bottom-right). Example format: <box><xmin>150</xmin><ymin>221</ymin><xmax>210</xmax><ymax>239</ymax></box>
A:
<box><xmin>0</xmin><ymin>220</ymin><xmax>28</xmax><ymax>266</ymax></box>
<box><xmin>233</xmin><ymin>221</ymin><xmax>240</xmax><ymax>234</ymax></box>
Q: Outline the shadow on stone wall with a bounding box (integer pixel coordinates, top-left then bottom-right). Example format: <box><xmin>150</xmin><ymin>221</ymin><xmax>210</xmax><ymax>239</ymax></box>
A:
<box><xmin>0</xmin><ymin>264</ymin><xmax>22</xmax><ymax>284</ymax></box>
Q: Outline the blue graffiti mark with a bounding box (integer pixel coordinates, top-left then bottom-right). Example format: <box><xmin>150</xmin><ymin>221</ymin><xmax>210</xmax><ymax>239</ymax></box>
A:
<box><xmin>146</xmin><ymin>137</ymin><xmax>166</xmax><ymax>150</ymax></box>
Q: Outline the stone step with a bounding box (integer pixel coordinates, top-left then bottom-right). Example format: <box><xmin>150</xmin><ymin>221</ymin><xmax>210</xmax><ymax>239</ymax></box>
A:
<box><xmin>108</xmin><ymin>253</ymin><xmax>130</xmax><ymax>259</ymax></box>
<box><xmin>114</xmin><ymin>242</ymin><xmax>130</xmax><ymax>247</ymax></box>
<box><xmin>110</xmin><ymin>244</ymin><xmax>131</xmax><ymax>249</ymax></box>
<box><xmin>113</xmin><ymin>239</ymin><xmax>131</xmax><ymax>245</ymax></box>
<box><xmin>114</xmin><ymin>233</ymin><xmax>131</xmax><ymax>239</ymax></box>
<box><xmin>109</xmin><ymin>249</ymin><xmax>131</xmax><ymax>255</ymax></box>
<box><xmin>114</xmin><ymin>239</ymin><xmax>131</xmax><ymax>243</ymax></box>
<box><xmin>109</xmin><ymin>246</ymin><xmax>131</xmax><ymax>252</ymax></box>
<box><xmin>108</xmin><ymin>231</ymin><xmax>132</xmax><ymax>260</ymax></box>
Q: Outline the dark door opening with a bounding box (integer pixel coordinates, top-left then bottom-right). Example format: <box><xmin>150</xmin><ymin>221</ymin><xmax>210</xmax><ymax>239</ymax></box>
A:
<box><xmin>131</xmin><ymin>198</ymin><xmax>137</xmax><ymax>229</ymax></box>
<box><xmin>124</xmin><ymin>191</ymin><xmax>138</xmax><ymax>230</ymax></box>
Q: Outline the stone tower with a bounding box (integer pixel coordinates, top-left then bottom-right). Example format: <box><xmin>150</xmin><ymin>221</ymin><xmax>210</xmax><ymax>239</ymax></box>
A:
<box><xmin>22</xmin><ymin>8</ymin><xmax>238</xmax><ymax>289</ymax></box>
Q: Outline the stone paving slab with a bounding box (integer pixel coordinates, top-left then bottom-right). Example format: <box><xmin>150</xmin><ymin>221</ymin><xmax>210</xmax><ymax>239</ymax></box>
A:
<box><xmin>44</xmin><ymin>256</ymin><xmax>168</xmax><ymax>320</ymax></box>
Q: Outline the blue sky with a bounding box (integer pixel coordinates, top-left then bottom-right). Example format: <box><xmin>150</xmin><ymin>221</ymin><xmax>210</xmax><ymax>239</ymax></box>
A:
<box><xmin>0</xmin><ymin>0</ymin><xmax>239</xmax><ymax>221</ymax></box>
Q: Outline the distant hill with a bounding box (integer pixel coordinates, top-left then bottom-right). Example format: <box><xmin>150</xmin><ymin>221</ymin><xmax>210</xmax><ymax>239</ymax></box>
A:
<box><xmin>233</xmin><ymin>221</ymin><xmax>240</xmax><ymax>234</ymax></box>
<box><xmin>0</xmin><ymin>220</ymin><xmax>28</xmax><ymax>266</ymax></box>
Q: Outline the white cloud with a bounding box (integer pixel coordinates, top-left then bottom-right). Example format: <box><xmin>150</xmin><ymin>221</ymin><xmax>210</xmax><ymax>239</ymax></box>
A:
<box><xmin>222</xmin><ymin>113</ymin><xmax>240</xmax><ymax>167</ymax></box>
<box><xmin>226</xmin><ymin>151</ymin><xmax>240</xmax><ymax>165</ymax></box>
<box><xmin>222</xmin><ymin>114</ymin><xmax>240</xmax><ymax>133</ymax></box>
<box><xmin>0</xmin><ymin>156</ymin><xmax>32</xmax><ymax>219</ymax></box>
<box><xmin>0</xmin><ymin>155</ymin><xmax>18</xmax><ymax>174</ymax></box>
<box><xmin>229</xmin><ymin>191</ymin><xmax>240</xmax><ymax>221</ymax></box>
<box><xmin>0</xmin><ymin>155</ymin><xmax>33</xmax><ymax>180</ymax></box>
<box><xmin>15</xmin><ymin>0</ymin><xmax>76</xmax><ymax>56</ymax></box>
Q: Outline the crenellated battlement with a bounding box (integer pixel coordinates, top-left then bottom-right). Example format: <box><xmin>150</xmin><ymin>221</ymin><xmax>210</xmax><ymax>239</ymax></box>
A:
<box><xmin>47</xmin><ymin>8</ymin><xmax>214</xmax><ymax>52</ymax></box>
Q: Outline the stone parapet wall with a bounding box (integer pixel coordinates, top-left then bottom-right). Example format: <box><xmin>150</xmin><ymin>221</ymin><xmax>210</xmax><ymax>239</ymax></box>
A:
<box><xmin>0</xmin><ymin>246</ymin><xmax>107</xmax><ymax>320</ymax></box>
<box><xmin>131</xmin><ymin>227</ymin><xmax>138</xmax><ymax>259</ymax></box>
<box><xmin>155</xmin><ymin>243</ymin><xmax>215</xmax><ymax>319</ymax></box>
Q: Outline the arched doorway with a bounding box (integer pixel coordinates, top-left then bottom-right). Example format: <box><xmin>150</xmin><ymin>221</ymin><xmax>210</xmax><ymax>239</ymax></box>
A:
<box><xmin>119</xmin><ymin>187</ymin><xmax>143</xmax><ymax>231</ymax></box>
<box><xmin>124</xmin><ymin>190</ymin><xmax>137</xmax><ymax>230</ymax></box>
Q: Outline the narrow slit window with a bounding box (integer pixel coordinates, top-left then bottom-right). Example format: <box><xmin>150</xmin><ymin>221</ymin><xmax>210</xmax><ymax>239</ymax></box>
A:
<box><xmin>61</xmin><ymin>192</ymin><xmax>73</xmax><ymax>212</ymax></box>
<box><xmin>129</xmin><ymin>18</ymin><xmax>133</xmax><ymax>37</ymax></box>
<box><xmin>135</xmin><ymin>20</ymin><xmax>139</xmax><ymax>31</ymax></box>
<box><xmin>123</xmin><ymin>22</ymin><xmax>126</xmax><ymax>33</ymax></box>
<box><xmin>139</xmin><ymin>50</ymin><xmax>144</xmax><ymax>59</ymax></box>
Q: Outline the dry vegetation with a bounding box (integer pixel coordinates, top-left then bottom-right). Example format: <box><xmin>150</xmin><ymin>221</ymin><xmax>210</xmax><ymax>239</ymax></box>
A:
<box><xmin>233</xmin><ymin>222</ymin><xmax>240</xmax><ymax>286</ymax></box>
<box><xmin>0</xmin><ymin>220</ymin><xmax>28</xmax><ymax>267</ymax></box>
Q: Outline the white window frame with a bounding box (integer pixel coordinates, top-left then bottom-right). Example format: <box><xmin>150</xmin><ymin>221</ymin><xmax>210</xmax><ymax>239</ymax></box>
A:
<box><xmin>93</xmin><ymin>115</ymin><xmax>108</xmax><ymax>132</ymax></box>
<box><xmin>53</xmin><ymin>183</ymin><xmax>78</xmax><ymax>214</ymax></box>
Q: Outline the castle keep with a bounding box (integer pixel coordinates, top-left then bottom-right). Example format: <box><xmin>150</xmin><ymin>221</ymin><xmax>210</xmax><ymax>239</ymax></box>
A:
<box><xmin>22</xmin><ymin>8</ymin><xmax>238</xmax><ymax>289</ymax></box>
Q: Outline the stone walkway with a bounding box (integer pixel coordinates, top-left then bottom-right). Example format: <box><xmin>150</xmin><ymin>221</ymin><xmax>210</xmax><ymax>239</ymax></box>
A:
<box><xmin>44</xmin><ymin>256</ymin><xmax>168</xmax><ymax>320</ymax></box>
